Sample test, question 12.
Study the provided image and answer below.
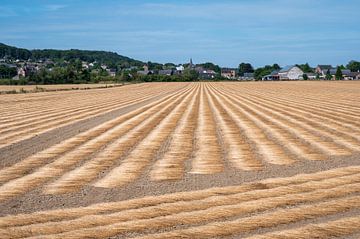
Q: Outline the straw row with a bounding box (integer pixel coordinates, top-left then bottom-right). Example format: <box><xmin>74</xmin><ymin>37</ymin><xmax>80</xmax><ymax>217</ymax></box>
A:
<box><xmin>0</xmin><ymin>166</ymin><xmax>358</xmax><ymax>229</ymax></box>
<box><xmin>208</xmin><ymin>85</ymin><xmax>294</xmax><ymax>165</ymax></box>
<box><xmin>206</xmin><ymin>86</ymin><xmax>263</xmax><ymax>170</ymax></box>
<box><xmin>44</xmin><ymin>86</ymin><xmax>196</xmax><ymax>193</ymax></box>
<box><xmin>211</xmin><ymin>83</ymin><xmax>358</xmax><ymax>157</ymax></box>
<box><xmin>243</xmin><ymin>216</ymin><xmax>360</xmax><ymax>239</ymax></box>
<box><xmin>132</xmin><ymin>196</ymin><xmax>359</xmax><ymax>239</ymax></box>
<box><xmin>190</xmin><ymin>84</ymin><xmax>224</xmax><ymax>174</ymax></box>
<box><xmin>219</xmin><ymin>86</ymin><xmax>360</xmax><ymax>152</ymax></box>
<box><xmin>0</xmin><ymin>83</ymin><xmax>188</xmax><ymax>148</ymax></box>
<box><xmin>0</xmin><ymin>86</ymin><xmax>192</xmax><ymax>184</ymax></box>
<box><xmin>3</xmin><ymin>173</ymin><xmax>359</xmax><ymax>238</ymax></box>
<box><xmin>150</xmin><ymin>85</ymin><xmax>200</xmax><ymax>181</ymax></box>
<box><xmin>0</xmin><ymin>85</ymin><xmax>196</xmax><ymax>200</ymax></box>
<box><xmin>93</xmin><ymin>85</ymin><xmax>200</xmax><ymax>188</ymax></box>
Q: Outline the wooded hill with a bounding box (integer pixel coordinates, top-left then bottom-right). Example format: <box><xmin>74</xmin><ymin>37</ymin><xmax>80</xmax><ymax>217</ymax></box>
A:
<box><xmin>0</xmin><ymin>43</ymin><xmax>144</xmax><ymax>68</ymax></box>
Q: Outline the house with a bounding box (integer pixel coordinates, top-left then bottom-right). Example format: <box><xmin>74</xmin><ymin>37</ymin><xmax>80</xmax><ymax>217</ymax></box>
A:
<box><xmin>174</xmin><ymin>65</ymin><xmax>184</xmax><ymax>75</ymax></box>
<box><xmin>137</xmin><ymin>70</ymin><xmax>153</xmax><ymax>76</ymax></box>
<box><xmin>315</xmin><ymin>65</ymin><xmax>342</xmax><ymax>79</ymax></box>
<box><xmin>278</xmin><ymin>65</ymin><xmax>304</xmax><ymax>80</ymax></box>
<box><xmin>17</xmin><ymin>67</ymin><xmax>26</xmax><ymax>77</ymax></box>
<box><xmin>315</xmin><ymin>65</ymin><xmax>333</xmax><ymax>75</ymax></box>
<box><xmin>356</xmin><ymin>73</ymin><xmax>360</xmax><ymax>80</ymax></box>
<box><xmin>107</xmin><ymin>68</ymin><xmax>117</xmax><ymax>77</ymax></box>
<box><xmin>82</xmin><ymin>62</ymin><xmax>89</xmax><ymax>69</ymax></box>
<box><xmin>195</xmin><ymin>67</ymin><xmax>217</xmax><ymax>79</ymax></box>
<box><xmin>302</xmin><ymin>72</ymin><xmax>317</xmax><ymax>80</ymax></box>
<box><xmin>221</xmin><ymin>68</ymin><xmax>237</xmax><ymax>79</ymax></box>
<box><xmin>176</xmin><ymin>65</ymin><xmax>184</xmax><ymax>71</ymax></box>
<box><xmin>322</xmin><ymin>69</ymin><xmax>353</xmax><ymax>80</ymax></box>
<box><xmin>333</xmin><ymin>69</ymin><xmax>357</xmax><ymax>80</ymax></box>
<box><xmin>262</xmin><ymin>70</ymin><xmax>280</xmax><ymax>81</ymax></box>
<box><xmin>239</xmin><ymin>72</ymin><xmax>254</xmax><ymax>81</ymax></box>
<box><xmin>159</xmin><ymin>69</ymin><xmax>174</xmax><ymax>76</ymax></box>
<box><xmin>17</xmin><ymin>65</ymin><xmax>36</xmax><ymax>78</ymax></box>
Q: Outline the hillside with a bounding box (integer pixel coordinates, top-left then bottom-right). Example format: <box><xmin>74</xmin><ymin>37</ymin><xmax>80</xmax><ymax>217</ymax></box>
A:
<box><xmin>0</xmin><ymin>43</ymin><xmax>144</xmax><ymax>67</ymax></box>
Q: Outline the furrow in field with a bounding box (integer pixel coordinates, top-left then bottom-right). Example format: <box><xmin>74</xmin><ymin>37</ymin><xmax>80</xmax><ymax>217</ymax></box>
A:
<box><xmin>0</xmin><ymin>93</ymin><xmax>162</xmax><ymax>147</ymax></box>
<box><xmin>0</xmin><ymin>92</ymin><xmax>147</xmax><ymax>131</ymax></box>
<box><xmin>214</xmin><ymin>84</ymin><xmax>353</xmax><ymax>156</ymax></box>
<box><xmin>14</xmin><ymin>183</ymin><xmax>360</xmax><ymax>238</ymax></box>
<box><xmin>205</xmin><ymin>86</ymin><xmax>263</xmax><ymax>170</ymax></box>
<box><xmin>93</xmin><ymin>84</ymin><xmax>199</xmax><ymax>188</ymax></box>
<box><xmin>149</xmin><ymin>86</ymin><xmax>200</xmax><ymax>181</ymax></box>
<box><xmin>132</xmin><ymin>196</ymin><xmax>360</xmax><ymax>239</ymax></box>
<box><xmin>213</xmin><ymin>85</ymin><xmax>350</xmax><ymax>158</ymax></box>
<box><xmin>207</xmin><ymin>85</ymin><xmax>294</xmax><ymax>165</ymax></box>
<box><xmin>3</xmin><ymin>173</ymin><xmax>359</xmax><ymax>238</ymax></box>
<box><xmin>0</xmin><ymin>87</ymin><xmax>194</xmax><ymax>201</ymax></box>
<box><xmin>0</xmin><ymin>84</ymin><xmax>188</xmax><ymax>148</ymax></box>
<box><xmin>209</xmin><ymin>84</ymin><xmax>325</xmax><ymax>162</ymax></box>
<box><xmin>0</xmin><ymin>84</ymin><xmax>178</xmax><ymax>127</ymax></box>
<box><xmin>43</xmin><ymin>87</ymin><xmax>195</xmax><ymax>194</ymax></box>
<box><xmin>0</xmin><ymin>84</ymin><xmax>158</xmax><ymax>124</ymax></box>
<box><xmin>233</xmin><ymin>82</ymin><xmax>360</xmax><ymax>113</ymax></box>
<box><xmin>1</xmin><ymin>165</ymin><xmax>358</xmax><ymax>228</ymax></box>
<box><xmin>243</xmin><ymin>216</ymin><xmax>360</xmax><ymax>239</ymax></box>
<box><xmin>0</xmin><ymin>86</ymin><xmax>191</xmax><ymax>184</ymax></box>
<box><xmin>0</xmin><ymin>83</ymin><xmax>170</xmax><ymax>121</ymax></box>
<box><xmin>237</xmin><ymin>87</ymin><xmax>360</xmax><ymax>137</ymax></box>
<box><xmin>220</xmin><ymin>85</ymin><xmax>360</xmax><ymax>151</ymax></box>
<box><xmin>0</xmin><ymin>92</ymin><xmax>155</xmax><ymax>136</ymax></box>
<box><xmin>232</xmin><ymin>85</ymin><xmax>360</xmax><ymax>131</ymax></box>
<box><xmin>190</xmin><ymin>84</ymin><xmax>223</xmax><ymax>174</ymax></box>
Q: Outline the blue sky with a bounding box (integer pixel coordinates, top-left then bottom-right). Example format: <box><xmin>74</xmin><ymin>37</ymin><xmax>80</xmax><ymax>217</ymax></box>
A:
<box><xmin>1</xmin><ymin>0</ymin><xmax>359</xmax><ymax>67</ymax></box>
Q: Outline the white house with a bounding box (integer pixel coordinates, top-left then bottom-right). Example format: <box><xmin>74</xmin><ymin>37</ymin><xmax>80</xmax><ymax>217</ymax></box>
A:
<box><xmin>176</xmin><ymin>65</ymin><xmax>184</xmax><ymax>71</ymax></box>
<box><xmin>278</xmin><ymin>66</ymin><xmax>304</xmax><ymax>80</ymax></box>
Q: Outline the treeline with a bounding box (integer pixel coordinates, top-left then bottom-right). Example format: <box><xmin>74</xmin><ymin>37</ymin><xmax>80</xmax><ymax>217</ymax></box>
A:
<box><xmin>0</xmin><ymin>43</ymin><xmax>143</xmax><ymax>68</ymax></box>
<box><xmin>0</xmin><ymin>65</ymin><xmax>17</xmax><ymax>79</ymax></box>
<box><xmin>123</xmin><ymin>69</ymin><xmax>209</xmax><ymax>82</ymax></box>
<box><xmin>0</xmin><ymin>66</ymin><xmax>220</xmax><ymax>85</ymax></box>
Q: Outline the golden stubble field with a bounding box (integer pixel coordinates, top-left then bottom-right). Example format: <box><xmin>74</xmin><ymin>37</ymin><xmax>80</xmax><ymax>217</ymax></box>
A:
<box><xmin>0</xmin><ymin>81</ymin><xmax>359</xmax><ymax>238</ymax></box>
<box><xmin>0</xmin><ymin>83</ymin><xmax>123</xmax><ymax>93</ymax></box>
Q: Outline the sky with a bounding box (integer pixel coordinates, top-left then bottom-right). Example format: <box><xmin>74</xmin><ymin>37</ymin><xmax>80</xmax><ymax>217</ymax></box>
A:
<box><xmin>0</xmin><ymin>0</ymin><xmax>359</xmax><ymax>67</ymax></box>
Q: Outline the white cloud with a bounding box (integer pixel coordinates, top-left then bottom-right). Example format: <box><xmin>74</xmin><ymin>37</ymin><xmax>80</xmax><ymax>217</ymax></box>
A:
<box><xmin>44</xmin><ymin>4</ymin><xmax>67</xmax><ymax>11</ymax></box>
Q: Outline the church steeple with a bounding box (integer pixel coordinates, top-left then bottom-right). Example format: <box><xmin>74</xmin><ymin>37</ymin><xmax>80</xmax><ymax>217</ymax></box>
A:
<box><xmin>189</xmin><ymin>58</ymin><xmax>193</xmax><ymax>68</ymax></box>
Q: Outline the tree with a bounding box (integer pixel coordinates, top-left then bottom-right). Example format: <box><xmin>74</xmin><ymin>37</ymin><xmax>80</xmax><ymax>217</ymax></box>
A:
<box><xmin>302</xmin><ymin>74</ymin><xmax>308</xmax><ymax>80</ymax></box>
<box><xmin>0</xmin><ymin>65</ymin><xmax>17</xmax><ymax>79</ymax></box>
<box><xmin>297</xmin><ymin>63</ymin><xmax>313</xmax><ymax>73</ymax></box>
<box><xmin>254</xmin><ymin>64</ymin><xmax>280</xmax><ymax>80</ymax></box>
<box><xmin>272</xmin><ymin>64</ymin><xmax>281</xmax><ymax>70</ymax></box>
<box><xmin>238</xmin><ymin>63</ymin><xmax>254</xmax><ymax>76</ymax></box>
<box><xmin>80</xmin><ymin>69</ymin><xmax>91</xmax><ymax>82</ymax></box>
<box><xmin>119</xmin><ymin>72</ymin><xmax>131</xmax><ymax>82</ymax></box>
<box><xmin>347</xmin><ymin>60</ymin><xmax>360</xmax><ymax>72</ymax></box>
<box><xmin>325</xmin><ymin>69</ymin><xmax>332</xmax><ymax>80</ymax></box>
<box><xmin>183</xmin><ymin>69</ymin><xmax>199</xmax><ymax>81</ymax></box>
<box><xmin>335</xmin><ymin>67</ymin><xmax>343</xmax><ymax>80</ymax></box>
<box><xmin>198</xmin><ymin>62</ymin><xmax>221</xmax><ymax>73</ymax></box>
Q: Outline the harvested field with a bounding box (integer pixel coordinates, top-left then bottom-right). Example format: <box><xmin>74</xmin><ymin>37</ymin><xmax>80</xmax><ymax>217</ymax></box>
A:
<box><xmin>0</xmin><ymin>81</ymin><xmax>359</xmax><ymax>238</ymax></box>
<box><xmin>0</xmin><ymin>83</ymin><xmax>124</xmax><ymax>93</ymax></box>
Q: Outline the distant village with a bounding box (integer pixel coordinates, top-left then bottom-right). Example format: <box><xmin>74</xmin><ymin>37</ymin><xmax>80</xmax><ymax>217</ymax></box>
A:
<box><xmin>1</xmin><ymin>56</ymin><xmax>360</xmax><ymax>82</ymax></box>
<box><xmin>261</xmin><ymin>65</ymin><xmax>360</xmax><ymax>81</ymax></box>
